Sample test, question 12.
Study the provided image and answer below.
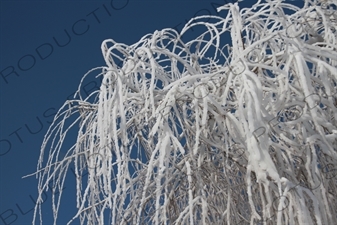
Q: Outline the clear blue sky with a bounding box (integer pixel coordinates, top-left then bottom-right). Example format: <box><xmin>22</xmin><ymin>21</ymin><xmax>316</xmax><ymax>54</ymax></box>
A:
<box><xmin>0</xmin><ymin>0</ymin><xmax>304</xmax><ymax>224</ymax></box>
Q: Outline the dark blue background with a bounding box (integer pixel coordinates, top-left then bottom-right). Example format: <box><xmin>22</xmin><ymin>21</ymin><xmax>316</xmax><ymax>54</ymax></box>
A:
<box><xmin>0</xmin><ymin>0</ymin><xmax>302</xmax><ymax>224</ymax></box>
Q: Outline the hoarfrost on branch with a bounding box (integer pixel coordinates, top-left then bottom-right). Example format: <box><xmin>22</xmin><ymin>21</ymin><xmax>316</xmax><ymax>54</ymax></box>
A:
<box><xmin>28</xmin><ymin>0</ymin><xmax>337</xmax><ymax>224</ymax></box>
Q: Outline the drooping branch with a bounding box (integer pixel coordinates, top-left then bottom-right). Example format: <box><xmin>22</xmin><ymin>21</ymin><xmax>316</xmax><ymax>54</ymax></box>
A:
<box><xmin>28</xmin><ymin>0</ymin><xmax>337</xmax><ymax>224</ymax></box>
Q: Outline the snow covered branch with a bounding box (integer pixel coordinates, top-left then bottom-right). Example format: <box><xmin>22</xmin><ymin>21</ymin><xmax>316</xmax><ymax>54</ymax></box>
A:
<box><xmin>31</xmin><ymin>0</ymin><xmax>337</xmax><ymax>224</ymax></box>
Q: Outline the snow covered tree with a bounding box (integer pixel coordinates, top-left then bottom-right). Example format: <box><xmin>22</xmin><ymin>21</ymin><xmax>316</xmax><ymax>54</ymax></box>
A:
<box><xmin>28</xmin><ymin>0</ymin><xmax>337</xmax><ymax>224</ymax></box>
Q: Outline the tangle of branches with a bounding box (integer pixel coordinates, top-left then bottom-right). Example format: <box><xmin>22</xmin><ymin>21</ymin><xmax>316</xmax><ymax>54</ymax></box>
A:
<box><xmin>29</xmin><ymin>0</ymin><xmax>337</xmax><ymax>224</ymax></box>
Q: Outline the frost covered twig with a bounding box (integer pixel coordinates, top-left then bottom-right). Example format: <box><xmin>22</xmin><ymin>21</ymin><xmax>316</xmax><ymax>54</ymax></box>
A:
<box><xmin>30</xmin><ymin>0</ymin><xmax>337</xmax><ymax>224</ymax></box>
